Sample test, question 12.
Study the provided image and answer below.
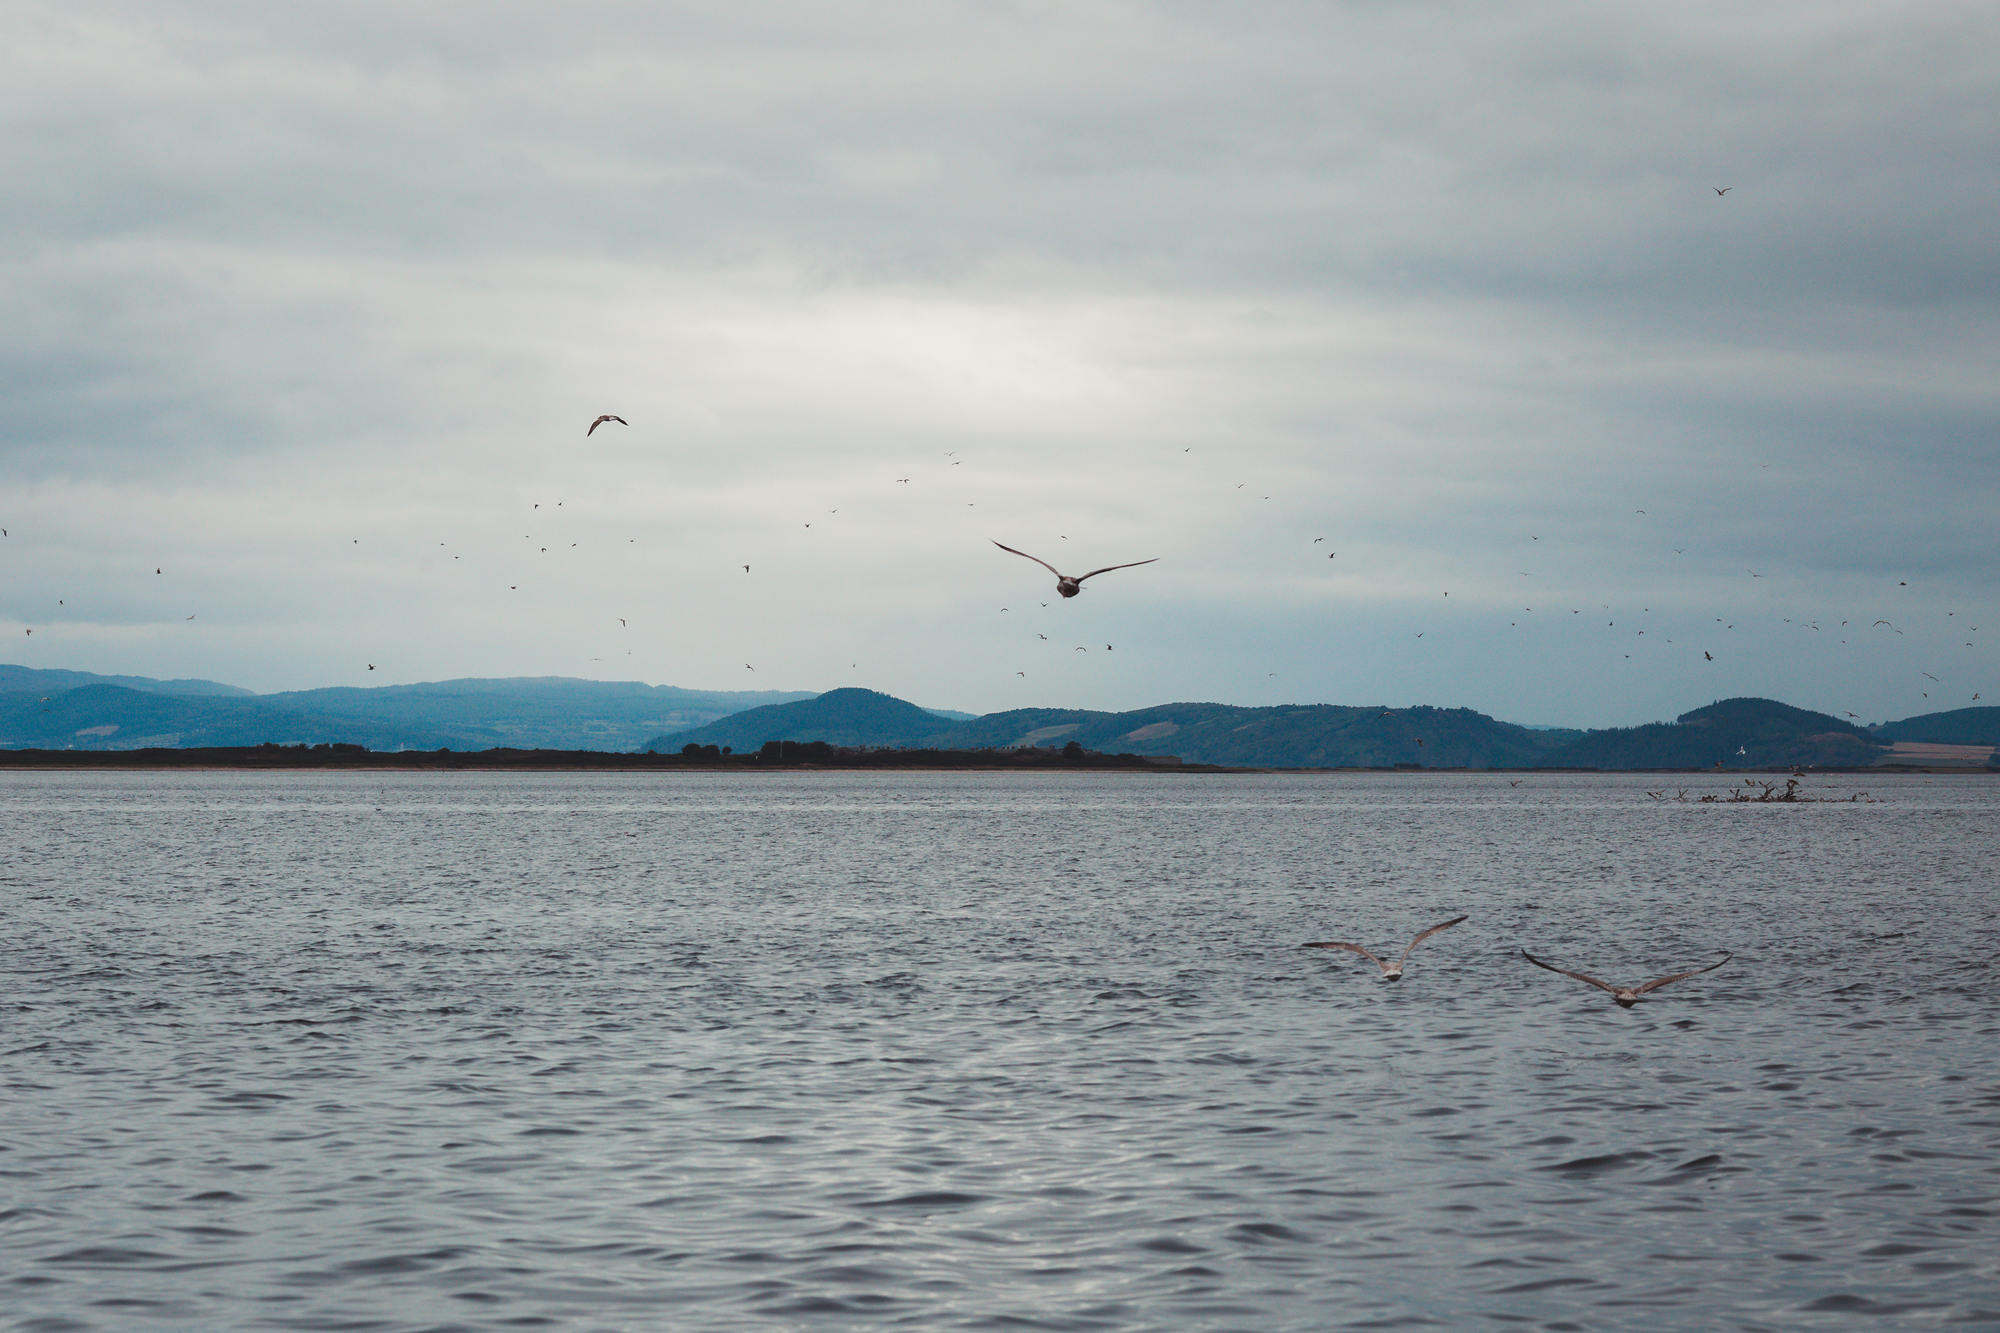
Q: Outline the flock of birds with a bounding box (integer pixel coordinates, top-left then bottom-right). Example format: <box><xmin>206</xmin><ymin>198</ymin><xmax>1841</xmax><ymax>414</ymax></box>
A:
<box><xmin>3</xmin><ymin>185</ymin><xmax>1989</xmax><ymax>718</ymax></box>
<box><xmin>1303</xmin><ymin>914</ymin><xmax>1731</xmax><ymax>1008</ymax></box>
<box><xmin>7</xmin><ymin>392</ymin><xmax>1985</xmax><ymax>717</ymax></box>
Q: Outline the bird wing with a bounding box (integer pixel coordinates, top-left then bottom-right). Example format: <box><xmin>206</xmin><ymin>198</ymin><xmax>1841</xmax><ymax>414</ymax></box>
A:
<box><xmin>1634</xmin><ymin>952</ymin><xmax>1732</xmax><ymax>995</ymax></box>
<box><xmin>1400</xmin><ymin>914</ymin><xmax>1469</xmax><ymax>962</ymax></box>
<box><xmin>1521</xmin><ymin>949</ymin><xmax>1620</xmax><ymax>994</ymax></box>
<box><xmin>1301</xmin><ymin>940</ymin><xmax>1390</xmax><ymax>973</ymax></box>
<box><xmin>1074</xmin><ymin>557</ymin><xmax>1161</xmax><ymax>583</ymax></box>
<box><xmin>993</xmin><ymin>542</ymin><xmax>1063</xmax><ymax>578</ymax></box>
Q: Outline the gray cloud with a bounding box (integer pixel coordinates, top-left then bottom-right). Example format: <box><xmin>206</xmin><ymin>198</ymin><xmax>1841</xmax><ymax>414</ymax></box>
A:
<box><xmin>3</xmin><ymin>1</ymin><xmax>1995</xmax><ymax>725</ymax></box>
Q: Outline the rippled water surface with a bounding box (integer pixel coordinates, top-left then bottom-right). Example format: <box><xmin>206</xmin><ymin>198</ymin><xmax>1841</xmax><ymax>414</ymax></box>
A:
<box><xmin>3</xmin><ymin>770</ymin><xmax>1998</xmax><ymax>1331</ymax></box>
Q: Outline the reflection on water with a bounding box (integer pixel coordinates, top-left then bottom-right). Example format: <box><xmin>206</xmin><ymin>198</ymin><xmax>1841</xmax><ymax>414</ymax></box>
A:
<box><xmin>1</xmin><ymin>771</ymin><xmax>1996</xmax><ymax>1330</ymax></box>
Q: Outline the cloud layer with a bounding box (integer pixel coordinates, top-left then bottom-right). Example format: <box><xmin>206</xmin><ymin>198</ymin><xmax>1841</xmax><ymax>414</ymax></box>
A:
<box><xmin>4</xmin><ymin>1</ymin><xmax>1996</xmax><ymax>725</ymax></box>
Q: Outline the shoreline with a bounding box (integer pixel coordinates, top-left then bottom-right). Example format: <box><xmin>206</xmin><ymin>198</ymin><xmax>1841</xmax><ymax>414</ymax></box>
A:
<box><xmin>0</xmin><ymin>745</ymin><xmax>1988</xmax><ymax>775</ymax></box>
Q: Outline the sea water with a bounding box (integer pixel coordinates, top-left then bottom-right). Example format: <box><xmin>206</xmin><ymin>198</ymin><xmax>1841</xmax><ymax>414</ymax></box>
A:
<box><xmin>1</xmin><ymin>770</ymin><xmax>1996</xmax><ymax>1330</ymax></box>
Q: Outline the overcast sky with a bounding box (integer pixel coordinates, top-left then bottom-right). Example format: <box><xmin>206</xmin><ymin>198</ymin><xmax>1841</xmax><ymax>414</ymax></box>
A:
<box><xmin>4</xmin><ymin>1</ymin><xmax>1995</xmax><ymax>727</ymax></box>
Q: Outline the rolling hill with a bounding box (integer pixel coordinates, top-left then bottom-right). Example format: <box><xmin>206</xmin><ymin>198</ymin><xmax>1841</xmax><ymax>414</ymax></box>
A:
<box><xmin>646</xmin><ymin>693</ymin><xmax>1584</xmax><ymax>769</ymax></box>
<box><xmin>1</xmin><ymin>666</ymin><xmax>810</xmax><ymax>752</ymax></box>
<box><xmin>642</xmin><ymin>688</ymin><xmax>982</xmax><ymax>752</ymax></box>
<box><xmin>1873</xmin><ymin>706</ymin><xmax>2000</xmax><ymax>746</ymax></box>
<box><xmin>1535</xmin><ymin>697</ymin><xmax>1881</xmax><ymax>769</ymax></box>
<box><xmin>0</xmin><ymin>684</ymin><xmax>451</xmax><ymax>751</ymax></box>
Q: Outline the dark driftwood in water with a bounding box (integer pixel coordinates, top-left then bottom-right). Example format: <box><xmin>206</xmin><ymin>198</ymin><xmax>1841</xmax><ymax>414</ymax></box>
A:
<box><xmin>1643</xmin><ymin>777</ymin><xmax>1879</xmax><ymax>803</ymax></box>
<box><xmin>0</xmin><ymin>742</ymin><xmax>1213</xmax><ymax>772</ymax></box>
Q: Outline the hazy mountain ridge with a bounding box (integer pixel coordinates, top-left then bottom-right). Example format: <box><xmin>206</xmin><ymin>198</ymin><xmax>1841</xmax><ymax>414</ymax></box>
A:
<box><xmin>648</xmin><ymin>689</ymin><xmax>959</xmax><ymax>751</ymax></box>
<box><xmin>261</xmin><ymin>677</ymin><xmax>816</xmax><ymax>750</ymax></box>
<box><xmin>0</xmin><ymin>684</ymin><xmax>458</xmax><ymax>751</ymax></box>
<box><xmin>647</xmin><ymin>691</ymin><xmax>1994</xmax><ymax>771</ymax></box>
<box><xmin>1873</xmin><ymin>706</ymin><xmax>2000</xmax><ymax>746</ymax></box>
<box><xmin>6</xmin><ymin>665</ymin><xmax>1994</xmax><ymax>768</ymax></box>
<box><xmin>0</xmin><ymin>665</ymin><xmax>252</xmax><ymax>699</ymax></box>
<box><xmin>0</xmin><ymin>667</ymin><xmax>811</xmax><ymax>752</ymax></box>
<box><xmin>946</xmin><ymin>701</ymin><xmax>1577</xmax><ymax>770</ymax></box>
<box><xmin>644</xmin><ymin>689</ymin><xmax>1581</xmax><ymax>768</ymax></box>
<box><xmin>1535</xmin><ymin>698</ymin><xmax>1878</xmax><ymax>769</ymax></box>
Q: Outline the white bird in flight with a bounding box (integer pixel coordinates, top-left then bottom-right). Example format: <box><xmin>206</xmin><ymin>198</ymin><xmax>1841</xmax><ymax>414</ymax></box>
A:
<box><xmin>1521</xmin><ymin>949</ymin><xmax>1731</xmax><ymax>1008</ymax></box>
<box><xmin>1300</xmin><ymin>914</ymin><xmax>1468</xmax><ymax>981</ymax></box>
<box><xmin>992</xmin><ymin>542</ymin><xmax>1158</xmax><ymax>599</ymax></box>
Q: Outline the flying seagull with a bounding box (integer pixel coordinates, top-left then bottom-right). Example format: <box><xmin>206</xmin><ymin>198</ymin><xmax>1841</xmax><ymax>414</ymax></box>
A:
<box><xmin>992</xmin><ymin>542</ymin><xmax>1158</xmax><ymax>599</ymax></box>
<box><xmin>1301</xmin><ymin>914</ymin><xmax>1468</xmax><ymax>981</ymax></box>
<box><xmin>587</xmin><ymin>414</ymin><xmax>627</xmax><ymax>436</ymax></box>
<box><xmin>1714</xmin><ymin>186</ymin><xmax>1732</xmax><ymax>195</ymax></box>
<box><xmin>1521</xmin><ymin>948</ymin><xmax>1731</xmax><ymax>1007</ymax></box>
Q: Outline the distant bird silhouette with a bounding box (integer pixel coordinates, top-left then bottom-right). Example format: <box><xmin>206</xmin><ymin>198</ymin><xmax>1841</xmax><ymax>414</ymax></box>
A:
<box><xmin>993</xmin><ymin>542</ymin><xmax>1157</xmax><ymax>598</ymax></box>
<box><xmin>1704</xmin><ymin>651</ymin><xmax>1713</xmax><ymax>661</ymax></box>
<box><xmin>1521</xmin><ymin>949</ymin><xmax>1730</xmax><ymax>1007</ymax></box>
<box><xmin>1302</xmin><ymin>915</ymin><xmax>1468</xmax><ymax>981</ymax></box>
<box><xmin>587</xmin><ymin>414</ymin><xmax>627</xmax><ymax>436</ymax></box>
<box><xmin>1713</xmin><ymin>186</ymin><xmax>1731</xmax><ymax>195</ymax></box>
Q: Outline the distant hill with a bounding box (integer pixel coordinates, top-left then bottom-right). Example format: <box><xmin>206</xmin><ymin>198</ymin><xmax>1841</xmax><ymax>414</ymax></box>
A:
<box><xmin>1537</xmin><ymin>697</ymin><xmax>1880</xmax><ymax>769</ymax></box>
<box><xmin>0</xmin><ymin>665</ymin><xmax>811</xmax><ymax>752</ymax></box>
<box><xmin>1873</xmin><ymin>706</ymin><xmax>2000</xmax><ymax>746</ymax></box>
<box><xmin>935</xmin><ymin>702</ymin><xmax>1581</xmax><ymax>769</ymax></box>
<box><xmin>0</xmin><ymin>684</ymin><xmax>455</xmax><ymax>751</ymax></box>
<box><xmin>8</xmin><ymin>664</ymin><xmax>1982</xmax><ymax>768</ymax></box>
<box><xmin>647</xmin><ymin>693</ymin><xmax>1584</xmax><ymax>769</ymax></box>
<box><xmin>0</xmin><ymin>664</ymin><xmax>252</xmax><ymax>699</ymax></box>
<box><xmin>643</xmin><ymin>688</ymin><xmax>966</xmax><ymax>752</ymax></box>
<box><xmin>264</xmin><ymin>677</ymin><xmax>814</xmax><ymax>751</ymax></box>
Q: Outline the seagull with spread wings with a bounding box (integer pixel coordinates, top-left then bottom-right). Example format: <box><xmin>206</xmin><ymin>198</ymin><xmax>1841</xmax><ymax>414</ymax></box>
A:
<box><xmin>1521</xmin><ymin>948</ymin><xmax>1731</xmax><ymax>1007</ymax></box>
<box><xmin>587</xmin><ymin>414</ymin><xmax>627</xmax><ymax>436</ymax></box>
<box><xmin>992</xmin><ymin>542</ymin><xmax>1157</xmax><ymax>598</ymax></box>
<box><xmin>1300</xmin><ymin>914</ymin><xmax>1468</xmax><ymax>981</ymax></box>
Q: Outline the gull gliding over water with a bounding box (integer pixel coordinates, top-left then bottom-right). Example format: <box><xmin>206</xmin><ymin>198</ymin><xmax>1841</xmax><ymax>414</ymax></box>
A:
<box><xmin>1301</xmin><ymin>914</ymin><xmax>1468</xmax><ymax>980</ymax></box>
<box><xmin>992</xmin><ymin>542</ymin><xmax>1158</xmax><ymax>598</ymax></box>
<box><xmin>1521</xmin><ymin>949</ymin><xmax>1732</xmax><ymax>1007</ymax></box>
